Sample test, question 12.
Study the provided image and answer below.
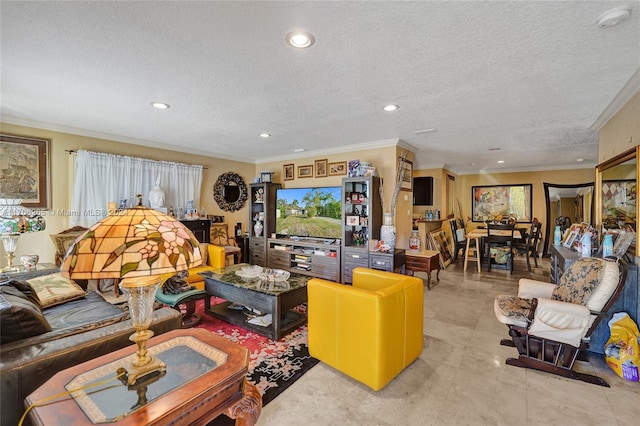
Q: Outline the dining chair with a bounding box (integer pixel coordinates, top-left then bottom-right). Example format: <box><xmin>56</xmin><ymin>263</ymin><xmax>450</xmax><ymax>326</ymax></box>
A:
<box><xmin>448</xmin><ymin>218</ymin><xmax>466</xmax><ymax>263</ymax></box>
<box><xmin>486</xmin><ymin>222</ymin><xmax>515</xmax><ymax>273</ymax></box>
<box><xmin>513</xmin><ymin>222</ymin><xmax>542</xmax><ymax>271</ymax></box>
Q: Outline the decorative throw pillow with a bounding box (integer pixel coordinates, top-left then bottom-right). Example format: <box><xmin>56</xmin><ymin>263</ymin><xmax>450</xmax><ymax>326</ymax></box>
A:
<box><xmin>27</xmin><ymin>272</ymin><xmax>87</xmax><ymax>308</ymax></box>
<box><xmin>0</xmin><ymin>280</ymin><xmax>52</xmax><ymax>344</ymax></box>
<box><xmin>495</xmin><ymin>295</ymin><xmax>533</xmax><ymax>323</ymax></box>
<box><xmin>552</xmin><ymin>257</ymin><xmax>605</xmax><ymax>305</ymax></box>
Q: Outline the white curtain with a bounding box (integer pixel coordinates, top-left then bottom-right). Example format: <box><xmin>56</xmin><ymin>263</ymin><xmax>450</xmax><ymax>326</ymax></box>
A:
<box><xmin>71</xmin><ymin>150</ymin><xmax>203</xmax><ymax>227</ymax></box>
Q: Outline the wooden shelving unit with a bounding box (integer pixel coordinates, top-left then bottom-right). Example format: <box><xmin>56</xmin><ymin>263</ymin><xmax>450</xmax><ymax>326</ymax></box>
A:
<box><xmin>267</xmin><ymin>237</ymin><xmax>341</xmax><ymax>282</ymax></box>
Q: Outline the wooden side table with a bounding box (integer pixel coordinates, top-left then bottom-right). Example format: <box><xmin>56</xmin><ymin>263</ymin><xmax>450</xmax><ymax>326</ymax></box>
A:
<box><xmin>405</xmin><ymin>249</ymin><xmax>441</xmax><ymax>290</ymax></box>
<box><xmin>25</xmin><ymin>329</ymin><xmax>261</xmax><ymax>426</ymax></box>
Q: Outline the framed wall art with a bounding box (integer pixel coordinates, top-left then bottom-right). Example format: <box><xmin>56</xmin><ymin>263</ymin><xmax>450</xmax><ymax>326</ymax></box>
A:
<box><xmin>0</xmin><ymin>134</ymin><xmax>50</xmax><ymax>208</ymax></box>
<box><xmin>283</xmin><ymin>164</ymin><xmax>294</xmax><ymax>181</ymax></box>
<box><xmin>471</xmin><ymin>184</ymin><xmax>532</xmax><ymax>222</ymax></box>
<box><xmin>315</xmin><ymin>159</ymin><xmax>328</xmax><ymax>178</ymax></box>
<box><xmin>398</xmin><ymin>157</ymin><xmax>413</xmax><ymax>191</ymax></box>
<box><xmin>328</xmin><ymin>161</ymin><xmax>347</xmax><ymax>176</ymax></box>
<box><xmin>602</xmin><ymin>179</ymin><xmax>636</xmax><ymax>229</ymax></box>
<box><xmin>298</xmin><ymin>165</ymin><xmax>313</xmax><ymax>178</ymax></box>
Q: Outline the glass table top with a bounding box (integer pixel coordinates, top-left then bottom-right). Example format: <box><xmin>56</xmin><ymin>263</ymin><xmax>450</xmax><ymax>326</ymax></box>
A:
<box><xmin>200</xmin><ymin>263</ymin><xmax>310</xmax><ymax>296</ymax></box>
<box><xmin>65</xmin><ymin>336</ymin><xmax>227</xmax><ymax>424</ymax></box>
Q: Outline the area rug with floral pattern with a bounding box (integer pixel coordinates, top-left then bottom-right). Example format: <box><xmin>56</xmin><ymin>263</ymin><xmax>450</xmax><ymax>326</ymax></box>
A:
<box><xmin>194</xmin><ymin>299</ymin><xmax>318</xmax><ymax>407</ymax></box>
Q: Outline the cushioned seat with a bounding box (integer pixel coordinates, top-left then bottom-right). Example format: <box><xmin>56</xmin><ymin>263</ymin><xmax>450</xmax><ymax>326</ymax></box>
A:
<box><xmin>155</xmin><ymin>287</ymin><xmax>208</xmax><ymax>328</ymax></box>
<box><xmin>308</xmin><ymin>267</ymin><xmax>424</xmax><ymax>391</ymax></box>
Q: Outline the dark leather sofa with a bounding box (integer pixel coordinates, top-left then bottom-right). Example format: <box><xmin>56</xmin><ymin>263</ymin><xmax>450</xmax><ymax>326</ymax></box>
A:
<box><xmin>0</xmin><ymin>279</ymin><xmax>182</xmax><ymax>426</ymax></box>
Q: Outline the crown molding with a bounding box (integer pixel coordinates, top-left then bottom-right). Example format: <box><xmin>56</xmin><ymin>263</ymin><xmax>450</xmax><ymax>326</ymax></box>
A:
<box><xmin>1</xmin><ymin>116</ymin><xmax>253</xmax><ymax>163</ymax></box>
<box><xmin>591</xmin><ymin>67</ymin><xmax>640</xmax><ymax>130</ymax></box>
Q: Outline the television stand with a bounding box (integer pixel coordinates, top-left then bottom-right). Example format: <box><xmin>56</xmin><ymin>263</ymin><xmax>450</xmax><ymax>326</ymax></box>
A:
<box><xmin>267</xmin><ymin>238</ymin><xmax>341</xmax><ymax>282</ymax></box>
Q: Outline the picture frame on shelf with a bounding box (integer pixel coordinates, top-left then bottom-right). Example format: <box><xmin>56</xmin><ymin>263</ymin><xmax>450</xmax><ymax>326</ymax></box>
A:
<box><xmin>283</xmin><ymin>164</ymin><xmax>294</xmax><ymax>181</ymax></box>
<box><xmin>346</xmin><ymin>216</ymin><xmax>359</xmax><ymax>226</ymax></box>
<box><xmin>315</xmin><ymin>159</ymin><xmax>328</xmax><ymax>177</ymax></box>
<box><xmin>329</xmin><ymin>161</ymin><xmax>347</xmax><ymax>176</ymax></box>
<box><xmin>0</xmin><ymin>134</ymin><xmax>50</xmax><ymax>208</ymax></box>
<box><xmin>260</xmin><ymin>171</ymin><xmax>274</xmax><ymax>183</ymax></box>
<box><xmin>398</xmin><ymin>157</ymin><xmax>413</xmax><ymax>191</ymax></box>
<box><xmin>563</xmin><ymin>229</ymin><xmax>580</xmax><ymax>248</ymax></box>
<box><xmin>298</xmin><ymin>165</ymin><xmax>313</xmax><ymax>178</ymax></box>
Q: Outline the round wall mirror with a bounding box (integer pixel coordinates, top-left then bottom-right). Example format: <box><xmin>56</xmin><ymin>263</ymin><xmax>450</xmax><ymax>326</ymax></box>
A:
<box><xmin>213</xmin><ymin>172</ymin><xmax>248</xmax><ymax>212</ymax></box>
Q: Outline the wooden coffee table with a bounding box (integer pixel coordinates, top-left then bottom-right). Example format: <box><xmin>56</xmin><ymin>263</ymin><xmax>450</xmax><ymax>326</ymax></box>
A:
<box><xmin>25</xmin><ymin>329</ymin><xmax>261</xmax><ymax>426</ymax></box>
<box><xmin>201</xmin><ymin>263</ymin><xmax>310</xmax><ymax>340</ymax></box>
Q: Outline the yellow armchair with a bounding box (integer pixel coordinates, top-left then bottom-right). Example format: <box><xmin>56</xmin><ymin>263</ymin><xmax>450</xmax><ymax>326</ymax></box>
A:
<box><xmin>308</xmin><ymin>267</ymin><xmax>424</xmax><ymax>391</ymax></box>
<box><xmin>160</xmin><ymin>244</ymin><xmax>226</xmax><ymax>290</ymax></box>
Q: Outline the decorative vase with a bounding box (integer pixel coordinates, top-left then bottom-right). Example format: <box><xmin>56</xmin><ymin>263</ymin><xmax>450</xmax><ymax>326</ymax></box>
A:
<box><xmin>409</xmin><ymin>230</ymin><xmax>420</xmax><ymax>251</ymax></box>
<box><xmin>20</xmin><ymin>254</ymin><xmax>39</xmax><ymax>269</ymax></box>
<box><xmin>254</xmin><ymin>220</ymin><xmax>263</xmax><ymax>237</ymax></box>
<box><xmin>380</xmin><ymin>213</ymin><xmax>396</xmax><ymax>251</ymax></box>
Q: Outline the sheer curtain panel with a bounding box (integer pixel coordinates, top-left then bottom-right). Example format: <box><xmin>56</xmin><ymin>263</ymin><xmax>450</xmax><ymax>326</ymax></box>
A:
<box><xmin>71</xmin><ymin>150</ymin><xmax>203</xmax><ymax>227</ymax></box>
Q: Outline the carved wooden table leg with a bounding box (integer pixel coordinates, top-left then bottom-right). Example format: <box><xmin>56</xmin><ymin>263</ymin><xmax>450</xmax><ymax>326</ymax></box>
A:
<box><xmin>224</xmin><ymin>379</ymin><xmax>262</xmax><ymax>426</ymax></box>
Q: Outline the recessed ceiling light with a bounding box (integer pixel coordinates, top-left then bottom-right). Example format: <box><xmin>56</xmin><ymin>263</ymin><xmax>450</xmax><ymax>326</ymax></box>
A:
<box><xmin>597</xmin><ymin>6</ymin><xmax>632</xmax><ymax>28</ymax></box>
<box><xmin>151</xmin><ymin>102</ymin><xmax>170</xmax><ymax>109</ymax></box>
<box><xmin>497</xmin><ymin>160</ymin><xmax>505</xmax><ymax>164</ymax></box>
<box><xmin>292</xmin><ymin>148</ymin><xmax>305</xmax><ymax>153</ymax></box>
<box><xmin>259</xmin><ymin>133</ymin><xmax>271</xmax><ymax>138</ymax></box>
<box><xmin>286</xmin><ymin>31</ymin><xmax>315</xmax><ymax>48</ymax></box>
<box><xmin>576</xmin><ymin>158</ymin><xmax>585</xmax><ymax>162</ymax></box>
<box><xmin>383</xmin><ymin>104</ymin><xmax>399</xmax><ymax>112</ymax></box>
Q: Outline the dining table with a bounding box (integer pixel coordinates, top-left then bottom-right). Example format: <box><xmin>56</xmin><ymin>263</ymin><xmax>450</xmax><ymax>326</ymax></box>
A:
<box><xmin>465</xmin><ymin>226</ymin><xmax>527</xmax><ymax>271</ymax></box>
<box><xmin>466</xmin><ymin>226</ymin><xmax>527</xmax><ymax>240</ymax></box>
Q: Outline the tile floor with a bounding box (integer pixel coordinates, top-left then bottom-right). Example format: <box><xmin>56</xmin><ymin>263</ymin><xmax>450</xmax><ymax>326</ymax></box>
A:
<box><xmin>257</xmin><ymin>257</ymin><xmax>640</xmax><ymax>425</ymax></box>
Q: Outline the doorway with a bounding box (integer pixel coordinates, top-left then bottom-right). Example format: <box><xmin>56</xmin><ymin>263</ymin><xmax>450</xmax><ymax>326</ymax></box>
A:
<box><xmin>542</xmin><ymin>182</ymin><xmax>594</xmax><ymax>256</ymax></box>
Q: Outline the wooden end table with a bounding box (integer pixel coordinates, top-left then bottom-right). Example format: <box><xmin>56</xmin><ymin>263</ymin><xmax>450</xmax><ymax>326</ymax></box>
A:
<box><xmin>25</xmin><ymin>329</ymin><xmax>261</xmax><ymax>426</ymax></box>
<box><xmin>405</xmin><ymin>249</ymin><xmax>441</xmax><ymax>290</ymax></box>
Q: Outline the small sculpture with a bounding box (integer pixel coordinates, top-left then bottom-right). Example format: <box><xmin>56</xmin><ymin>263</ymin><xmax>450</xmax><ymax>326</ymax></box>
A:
<box><xmin>149</xmin><ymin>177</ymin><xmax>166</xmax><ymax>208</ymax></box>
<box><xmin>255</xmin><ymin>188</ymin><xmax>264</xmax><ymax>203</ymax></box>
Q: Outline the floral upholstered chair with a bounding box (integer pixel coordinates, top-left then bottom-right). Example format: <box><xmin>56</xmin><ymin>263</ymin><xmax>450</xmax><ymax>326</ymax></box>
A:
<box><xmin>494</xmin><ymin>257</ymin><xmax>627</xmax><ymax>386</ymax></box>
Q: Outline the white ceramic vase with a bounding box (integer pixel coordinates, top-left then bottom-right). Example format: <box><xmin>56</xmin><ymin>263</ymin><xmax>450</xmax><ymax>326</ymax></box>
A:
<box><xmin>380</xmin><ymin>213</ymin><xmax>396</xmax><ymax>250</ymax></box>
<box><xmin>254</xmin><ymin>221</ymin><xmax>263</xmax><ymax>237</ymax></box>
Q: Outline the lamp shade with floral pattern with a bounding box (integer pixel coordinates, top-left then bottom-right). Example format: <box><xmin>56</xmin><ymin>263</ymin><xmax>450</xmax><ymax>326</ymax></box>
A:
<box><xmin>60</xmin><ymin>206</ymin><xmax>202</xmax><ymax>279</ymax></box>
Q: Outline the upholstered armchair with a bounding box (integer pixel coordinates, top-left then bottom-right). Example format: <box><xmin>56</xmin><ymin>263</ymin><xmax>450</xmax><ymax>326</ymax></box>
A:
<box><xmin>307</xmin><ymin>268</ymin><xmax>424</xmax><ymax>391</ymax></box>
<box><xmin>494</xmin><ymin>257</ymin><xmax>627</xmax><ymax>386</ymax></box>
<box><xmin>210</xmin><ymin>223</ymin><xmax>242</xmax><ymax>265</ymax></box>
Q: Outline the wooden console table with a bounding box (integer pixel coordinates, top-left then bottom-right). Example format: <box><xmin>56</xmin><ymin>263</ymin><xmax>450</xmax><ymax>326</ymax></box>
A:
<box><xmin>25</xmin><ymin>329</ymin><xmax>261</xmax><ymax>426</ymax></box>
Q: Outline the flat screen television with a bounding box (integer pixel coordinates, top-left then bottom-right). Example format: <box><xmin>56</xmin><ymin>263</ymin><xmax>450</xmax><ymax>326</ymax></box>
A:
<box><xmin>413</xmin><ymin>176</ymin><xmax>434</xmax><ymax>206</ymax></box>
<box><xmin>275</xmin><ymin>186</ymin><xmax>342</xmax><ymax>240</ymax></box>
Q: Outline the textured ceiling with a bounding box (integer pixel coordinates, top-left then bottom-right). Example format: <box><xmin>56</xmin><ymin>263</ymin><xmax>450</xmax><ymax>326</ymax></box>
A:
<box><xmin>1</xmin><ymin>1</ymin><xmax>639</xmax><ymax>174</ymax></box>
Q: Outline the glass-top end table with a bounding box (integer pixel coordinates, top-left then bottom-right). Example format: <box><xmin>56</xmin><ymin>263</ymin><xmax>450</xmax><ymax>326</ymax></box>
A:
<box><xmin>66</xmin><ymin>336</ymin><xmax>227</xmax><ymax>423</ymax></box>
<box><xmin>26</xmin><ymin>329</ymin><xmax>262</xmax><ymax>426</ymax></box>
